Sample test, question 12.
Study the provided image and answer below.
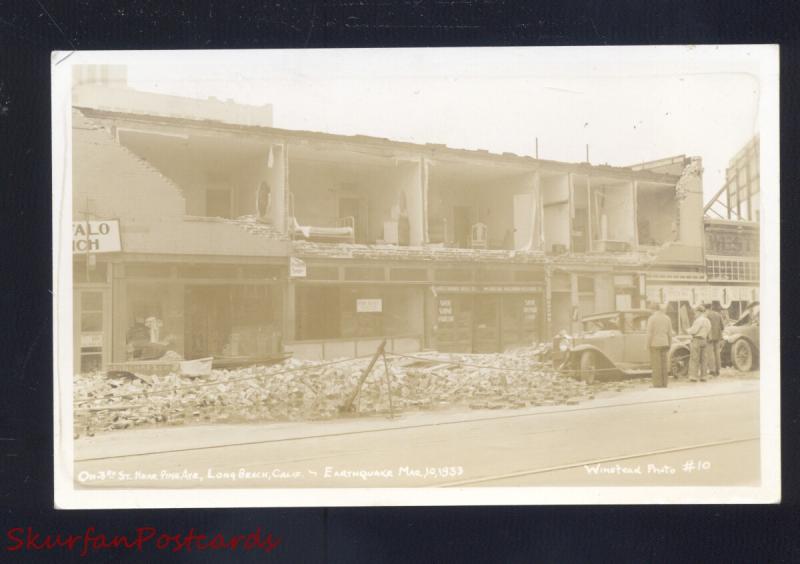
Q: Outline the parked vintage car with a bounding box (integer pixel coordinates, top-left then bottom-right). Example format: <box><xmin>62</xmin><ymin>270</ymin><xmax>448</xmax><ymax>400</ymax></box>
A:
<box><xmin>722</xmin><ymin>301</ymin><xmax>760</xmax><ymax>371</ymax></box>
<box><xmin>552</xmin><ymin>309</ymin><xmax>691</xmax><ymax>383</ymax></box>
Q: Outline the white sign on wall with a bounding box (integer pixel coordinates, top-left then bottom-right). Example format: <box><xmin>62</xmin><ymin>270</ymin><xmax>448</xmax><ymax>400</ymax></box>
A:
<box><xmin>80</xmin><ymin>334</ymin><xmax>103</xmax><ymax>347</ymax></box>
<box><xmin>72</xmin><ymin>220</ymin><xmax>121</xmax><ymax>254</ymax></box>
<box><xmin>289</xmin><ymin>257</ymin><xmax>307</xmax><ymax>278</ymax></box>
<box><xmin>356</xmin><ymin>298</ymin><xmax>382</xmax><ymax>313</ymax></box>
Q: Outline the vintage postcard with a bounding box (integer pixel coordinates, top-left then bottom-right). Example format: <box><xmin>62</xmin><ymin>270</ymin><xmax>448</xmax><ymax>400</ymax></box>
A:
<box><xmin>52</xmin><ymin>46</ymin><xmax>780</xmax><ymax>508</ymax></box>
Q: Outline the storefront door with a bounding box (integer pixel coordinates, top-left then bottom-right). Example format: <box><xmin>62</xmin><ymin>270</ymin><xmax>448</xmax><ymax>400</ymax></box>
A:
<box><xmin>434</xmin><ymin>295</ymin><xmax>473</xmax><ymax>352</ymax></box>
<box><xmin>473</xmin><ymin>295</ymin><xmax>500</xmax><ymax>353</ymax></box>
<box><xmin>74</xmin><ymin>288</ymin><xmax>111</xmax><ymax>373</ymax></box>
<box><xmin>500</xmin><ymin>294</ymin><xmax>540</xmax><ymax>350</ymax></box>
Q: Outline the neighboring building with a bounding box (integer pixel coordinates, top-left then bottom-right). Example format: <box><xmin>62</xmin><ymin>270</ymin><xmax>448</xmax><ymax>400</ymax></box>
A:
<box><xmin>705</xmin><ymin>135</ymin><xmax>760</xmax><ymax>222</ymax></box>
<box><xmin>702</xmin><ymin>218</ymin><xmax>759</xmax><ymax>320</ymax></box>
<box><xmin>71</xmin><ymin>67</ymin><xmax>707</xmax><ymax>371</ymax></box>
<box><xmin>703</xmin><ymin>135</ymin><xmax>761</xmax><ymax>323</ymax></box>
<box><xmin>643</xmin><ymin>137</ymin><xmax>761</xmax><ymax>332</ymax></box>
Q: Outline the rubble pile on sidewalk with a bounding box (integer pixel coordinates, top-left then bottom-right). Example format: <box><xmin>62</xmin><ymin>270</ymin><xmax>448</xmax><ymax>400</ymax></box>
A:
<box><xmin>74</xmin><ymin>346</ymin><xmax>631</xmax><ymax>435</ymax></box>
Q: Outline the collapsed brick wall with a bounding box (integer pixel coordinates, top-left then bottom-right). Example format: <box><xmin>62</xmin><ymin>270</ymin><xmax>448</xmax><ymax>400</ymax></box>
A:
<box><xmin>72</xmin><ymin>110</ymin><xmax>186</xmax><ymax>222</ymax></box>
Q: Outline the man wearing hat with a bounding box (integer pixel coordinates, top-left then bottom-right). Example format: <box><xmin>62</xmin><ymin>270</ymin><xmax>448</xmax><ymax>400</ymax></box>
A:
<box><xmin>686</xmin><ymin>304</ymin><xmax>712</xmax><ymax>382</ymax></box>
<box><xmin>646</xmin><ymin>303</ymin><xmax>674</xmax><ymax>388</ymax></box>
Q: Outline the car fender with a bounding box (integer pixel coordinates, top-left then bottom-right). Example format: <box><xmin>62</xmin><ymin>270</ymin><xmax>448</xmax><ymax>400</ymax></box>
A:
<box><xmin>565</xmin><ymin>344</ymin><xmax>615</xmax><ymax>368</ymax></box>
<box><xmin>668</xmin><ymin>342</ymin><xmax>690</xmax><ymax>356</ymax></box>
<box><xmin>667</xmin><ymin>343</ymin><xmax>690</xmax><ymax>365</ymax></box>
<box><xmin>727</xmin><ymin>334</ymin><xmax>760</xmax><ymax>356</ymax></box>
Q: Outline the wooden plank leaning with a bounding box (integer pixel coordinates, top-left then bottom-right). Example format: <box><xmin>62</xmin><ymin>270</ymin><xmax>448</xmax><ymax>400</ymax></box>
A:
<box><xmin>339</xmin><ymin>339</ymin><xmax>387</xmax><ymax>414</ymax></box>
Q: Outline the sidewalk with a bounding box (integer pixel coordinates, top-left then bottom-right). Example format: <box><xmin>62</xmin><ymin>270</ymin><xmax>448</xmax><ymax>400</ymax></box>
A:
<box><xmin>74</xmin><ymin>377</ymin><xmax>759</xmax><ymax>461</ymax></box>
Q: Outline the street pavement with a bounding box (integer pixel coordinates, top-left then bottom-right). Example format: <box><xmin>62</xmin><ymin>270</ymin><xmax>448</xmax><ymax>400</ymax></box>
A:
<box><xmin>73</xmin><ymin>376</ymin><xmax>760</xmax><ymax>489</ymax></box>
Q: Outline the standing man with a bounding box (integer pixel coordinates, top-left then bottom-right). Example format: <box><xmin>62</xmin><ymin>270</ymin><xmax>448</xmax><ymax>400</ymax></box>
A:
<box><xmin>706</xmin><ymin>303</ymin><xmax>724</xmax><ymax>377</ymax></box>
<box><xmin>646</xmin><ymin>303</ymin><xmax>674</xmax><ymax>388</ymax></box>
<box><xmin>687</xmin><ymin>305</ymin><xmax>712</xmax><ymax>382</ymax></box>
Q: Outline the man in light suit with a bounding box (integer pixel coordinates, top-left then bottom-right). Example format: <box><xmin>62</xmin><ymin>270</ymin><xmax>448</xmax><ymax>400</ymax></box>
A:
<box><xmin>687</xmin><ymin>305</ymin><xmax>712</xmax><ymax>382</ymax></box>
<box><xmin>646</xmin><ymin>303</ymin><xmax>674</xmax><ymax>388</ymax></box>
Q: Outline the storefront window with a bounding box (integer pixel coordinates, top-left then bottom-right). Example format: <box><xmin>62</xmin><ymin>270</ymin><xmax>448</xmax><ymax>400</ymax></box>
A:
<box><xmin>184</xmin><ymin>284</ymin><xmax>278</xmax><ymax>359</ymax></box>
<box><xmin>126</xmin><ymin>283</ymin><xmax>169</xmax><ymax>360</ymax></box>
<box><xmin>295</xmin><ymin>285</ymin><xmax>423</xmax><ymax>341</ymax></box>
<box><xmin>127</xmin><ymin>284</ymin><xmax>165</xmax><ymax>327</ymax></box>
<box><xmin>295</xmin><ymin>286</ymin><xmax>340</xmax><ymax>340</ymax></box>
<box><xmin>80</xmin><ymin>291</ymin><xmax>104</xmax><ymax>333</ymax></box>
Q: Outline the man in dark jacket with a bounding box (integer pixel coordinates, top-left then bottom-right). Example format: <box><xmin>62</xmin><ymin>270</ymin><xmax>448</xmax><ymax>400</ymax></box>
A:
<box><xmin>706</xmin><ymin>303</ymin><xmax>724</xmax><ymax>377</ymax></box>
<box><xmin>646</xmin><ymin>303</ymin><xmax>674</xmax><ymax>388</ymax></box>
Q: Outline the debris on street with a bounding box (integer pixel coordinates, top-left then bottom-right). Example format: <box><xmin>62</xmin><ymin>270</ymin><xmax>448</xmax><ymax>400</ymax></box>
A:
<box><xmin>73</xmin><ymin>346</ymin><xmax>622</xmax><ymax>435</ymax></box>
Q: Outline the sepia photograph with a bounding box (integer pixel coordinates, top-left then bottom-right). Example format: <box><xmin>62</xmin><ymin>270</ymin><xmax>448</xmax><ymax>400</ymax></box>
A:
<box><xmin>51</xmin><ymin>46</ymin><xmax>779</xmax><ymax>507</ymax></box>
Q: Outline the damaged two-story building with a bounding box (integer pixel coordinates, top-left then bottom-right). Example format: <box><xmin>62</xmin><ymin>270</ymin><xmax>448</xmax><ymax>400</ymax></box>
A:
<box><xmin>71</xmin><ymin>66</ymin><xmax>707</xmax><ymax>371</ymax></box>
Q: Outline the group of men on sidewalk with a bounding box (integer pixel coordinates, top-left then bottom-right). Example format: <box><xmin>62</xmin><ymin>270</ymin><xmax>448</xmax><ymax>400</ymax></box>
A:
<box><xmin>646</xmin><ymin>302</ymin><xmax>725</xmax><ymax>388</ymax></box>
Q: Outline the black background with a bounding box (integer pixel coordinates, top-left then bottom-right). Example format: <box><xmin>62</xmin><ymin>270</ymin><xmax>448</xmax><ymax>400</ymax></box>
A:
<box><xmin>1</xmin><ymin>1</ymin><xmax>799</xmax><ymax>562</ymax></box>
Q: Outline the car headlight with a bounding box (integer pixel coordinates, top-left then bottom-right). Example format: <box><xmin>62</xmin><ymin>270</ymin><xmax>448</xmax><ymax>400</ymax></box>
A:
<box><xmin>559</xmin><ymin>339</ymin><xmax>571</xmax><ymax>352</ymax></box>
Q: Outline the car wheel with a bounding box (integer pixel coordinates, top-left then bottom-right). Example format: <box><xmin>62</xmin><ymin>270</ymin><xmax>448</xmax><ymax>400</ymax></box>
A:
<box><xmin>732</xmin><ymin>339</ymin><xmax>755</xmax><ymax>372</ymax></box>
<box><xmin>579</xmin><ymin>351</ymin><xmax>598</xmax><ymax>384</ymax></box>
<box><xmin>669</xmin><ymin>348</ymin><xmax>690</xmax><ymax>379</ymax></box>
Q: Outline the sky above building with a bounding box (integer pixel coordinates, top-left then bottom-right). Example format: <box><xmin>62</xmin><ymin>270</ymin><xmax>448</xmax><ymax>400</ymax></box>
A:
<box><xmin>122</xmin><ymin>47</ymin><xmax>768</xmax><ymax>204</ymax></box>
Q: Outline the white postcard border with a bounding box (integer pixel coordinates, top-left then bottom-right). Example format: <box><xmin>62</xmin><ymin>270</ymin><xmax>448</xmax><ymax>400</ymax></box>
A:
<box><xmin>52</xmin><ymin>46</ymin><xmax>781</xmax><ymax>508</ymax></box>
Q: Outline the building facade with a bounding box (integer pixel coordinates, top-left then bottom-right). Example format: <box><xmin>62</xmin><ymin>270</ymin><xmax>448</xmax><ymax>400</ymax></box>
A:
<box><xmin>71</xmin><ymin>70</ymin><xmax>708</xmax><ymax>371</ymax></box>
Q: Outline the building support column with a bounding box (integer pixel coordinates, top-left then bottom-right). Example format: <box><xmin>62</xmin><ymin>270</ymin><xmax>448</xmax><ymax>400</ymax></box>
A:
<box><xmin>424</xmin><ymin>285</ymin><xmax>436</xmax><ymax>349</ymax></box>
<box><xmin>570</xmin><ymin>272</ymin><xmax>580</xmax><ymax>334</ymax></box>
<box><xmin>544</xmin><ymin>265</ymin><xmax>553</xmax><ymax>338</ymax></box>
<box><xmin>111</xmin><ymin>262</ymin><xmax>127</xmax><ymax>363</ymax></box>
<box><xmin>406</xmin><ymin>157</ymin><xmax>426</xmax><ymax>247</ymax></box>
<box><xmin>268</xmin><ymin>143</ymin><xmax>287</xmax><ymax>233</ymax></box>
<box><xmin>632</xmin><ymin>180</ymin><xmax>639</xmax><ymax>248</ymax></box>
<box><xmin>521</xmin><ymin>171</ymin><xmax>542</xmax><ymax>251</ymax></box>
<box><xmin>568</xmin><ymin>173</ymin><xmax>575</xmax><ymax>253</ymax></box>
<box><xmin>283</xmin><ymin>277</ymin><xmax>296</xmax><ymax>343</ymax></box>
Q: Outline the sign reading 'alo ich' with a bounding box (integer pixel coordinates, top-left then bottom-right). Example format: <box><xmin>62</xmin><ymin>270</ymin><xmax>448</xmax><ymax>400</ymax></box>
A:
<box><xmin>72</xmin><ymin>220</ymin><xmax>121</xmax><ymax>253</ymax></box>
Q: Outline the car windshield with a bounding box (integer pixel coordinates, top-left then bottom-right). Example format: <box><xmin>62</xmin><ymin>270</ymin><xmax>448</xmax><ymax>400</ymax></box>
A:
<box><xmin>622</xmin><ymin>312</ymin><xmax>649</xmax><ymax>332</ymax></box>
<box><xmin>582</xmin><ymin>312</ymin><xmax>649</xmax><ymax>333</ymax></box>
<box><xmin>583</xmin><ymin>315</ymin><xmax>620</xmax><ymax>332</ymax></box>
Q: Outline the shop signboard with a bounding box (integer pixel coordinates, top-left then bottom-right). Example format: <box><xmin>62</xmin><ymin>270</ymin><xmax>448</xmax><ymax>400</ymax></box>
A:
<box><xmin>432</xmin><ymin>285</ymin><xmax>542</xmax><ymax>294</ymax></box>
<box><xmin>523</xmin><ymin>298</ymin><xmax>538</xmax><ymax>321</ymax></box>
<box><xmin>356</xmin><ymin>298</ymin><xmax>382</xmax><ymax>313</ymax></box>
<box><xmin>72</xmin><ymin>220</ymin><xmax>121</xmax><ymax>254</ymax></box>
<box><xmin>437</xmin><ymin>298</ymin><xmax>454</xmax><ymax>323</ymax></box>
